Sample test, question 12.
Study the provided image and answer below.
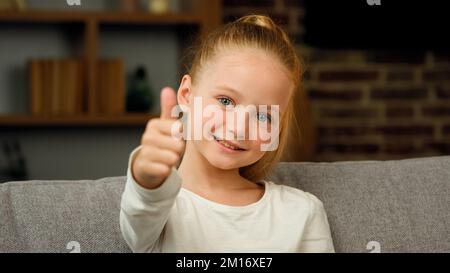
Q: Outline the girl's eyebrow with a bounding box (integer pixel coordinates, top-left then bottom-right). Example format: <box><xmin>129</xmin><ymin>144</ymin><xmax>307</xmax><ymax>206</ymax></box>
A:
<box><xmin>216</xmin><ymin>85</ymin><xmax>242</xmax><ymax>98</ymax></box>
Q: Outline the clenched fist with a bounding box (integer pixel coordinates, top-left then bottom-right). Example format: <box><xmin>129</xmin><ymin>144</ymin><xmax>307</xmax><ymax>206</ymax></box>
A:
<box><xmin>132</xmin><ymin>87</ymin><xmax>185</xmax><ymax>189</ymax></box>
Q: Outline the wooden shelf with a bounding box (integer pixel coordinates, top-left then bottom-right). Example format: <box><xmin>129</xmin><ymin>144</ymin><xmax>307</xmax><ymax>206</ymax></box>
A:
<box><xmin>0</xmin><ymin>114</ymin><xmax>158</xmax><ymax>127</ymax></box>
<box><xmin>0</xmin><ymin>1</ymin><xmax>222</xmax><ymax>127</ymax></box>
<box><xmin>0</xmin><ymin>10</ymin><xmax>203</xmax><ymax>25</ymax></box>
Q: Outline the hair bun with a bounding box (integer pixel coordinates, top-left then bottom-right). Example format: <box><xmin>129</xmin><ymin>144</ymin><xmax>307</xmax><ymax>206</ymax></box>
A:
<box><xmin>235</xmin><ymin>15</ymin><xmax>289</xmax><ymax>43</ymax></box>
<box><xmin>236</xmin><ymin>15</ymin><xmax>278</xmax><ymax>31</ymax></box>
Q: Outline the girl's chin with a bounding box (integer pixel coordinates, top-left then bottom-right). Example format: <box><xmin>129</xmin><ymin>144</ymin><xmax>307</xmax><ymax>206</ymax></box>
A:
<box><xmin>205</xmin><ymin>155</ymin><xmax>242</xmax><ymax>170</ymax></box>
<box><xmin>203</xmin><ymin>149</ymin><xmax>250</xmax><ymax>169</ymax></box>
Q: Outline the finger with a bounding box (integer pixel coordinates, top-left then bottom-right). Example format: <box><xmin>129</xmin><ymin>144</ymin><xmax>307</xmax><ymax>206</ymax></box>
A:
<box><xmin>145</xmin><ymin>119</ymin><xmax>183</xmax><ymax>138</ymax></box>
<box><xmin>142</xmin><ymin>132</ymin><xmax>185</xmax><ymax>154</ymax></box>
<box><xmin>151</xmin><ymin>147</ymin><xmax>181</xmax><ymax>166</ymax></box>
<box><xmin>138</xmin><ymin>160</ymin><xmax>171</xmax><ymax>178</ymax></box>
<box><xmin>141</xmin><ymin>146</ymin><xmax>181</xmax><ymax>166</ymax></box>
<box><xmin>160</xmin><ymin>87</ymin><xmax>178</xmax><ymax>120</ymax></box>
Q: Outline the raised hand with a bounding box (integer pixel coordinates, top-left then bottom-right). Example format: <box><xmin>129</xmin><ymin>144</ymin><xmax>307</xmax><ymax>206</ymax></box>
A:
<box><xmin>131</xmin><ymin>87</ymin><xmax>185</xmax><ymax>189</ymax></box>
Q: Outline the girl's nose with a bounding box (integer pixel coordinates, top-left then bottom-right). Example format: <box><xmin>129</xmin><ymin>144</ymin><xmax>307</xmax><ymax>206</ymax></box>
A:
<box><xmin>226</xmin><ymin>126</ymin><xmax>246</xmax><ymax>140</ymax></box>
<box><xmin>225</xmin><ymin>107</ymin><xmax>249</xmax><ymax>140</ymax></box>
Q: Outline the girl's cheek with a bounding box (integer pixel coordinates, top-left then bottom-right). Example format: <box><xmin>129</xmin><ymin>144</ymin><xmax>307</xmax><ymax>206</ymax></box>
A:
<box><xmin>250</xmin><ymin>140</ymin><xmax>262</xmax><ymax>152</ymax></box>
<box><xmin>249</xmin><ymin>127</ymin><xmax>279</xmax><ymax>152</ymax></box>
<box><xmin>202</xmin><ymin>115</ymin><xmax>216</xmax><ymax>138</ymax></box>
<box><xmin>201</xmin><ymin>102</ymin><xmax>224</xmax><ymax>138</ymax></box>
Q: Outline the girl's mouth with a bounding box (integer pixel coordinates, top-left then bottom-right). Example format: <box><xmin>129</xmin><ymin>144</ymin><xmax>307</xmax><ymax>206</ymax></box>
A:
<box><xmin>213</xmin><ymin>135</ymin><xmax>246</xmax><ymax>152</ymax></box>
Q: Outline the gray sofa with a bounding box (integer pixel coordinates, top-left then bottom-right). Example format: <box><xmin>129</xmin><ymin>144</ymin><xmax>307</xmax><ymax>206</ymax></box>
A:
<box><xmin>1</xmin><ymin>155</ymin><xmax>449</xmax><ymax>253</ymax></box>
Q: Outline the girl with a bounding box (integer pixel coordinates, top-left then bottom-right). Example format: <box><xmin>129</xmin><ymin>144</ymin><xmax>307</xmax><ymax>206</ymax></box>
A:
<box><xmin>120</xmin><ymin>15</ymin><xmax>334</xmax><ymax>253</ymax></box>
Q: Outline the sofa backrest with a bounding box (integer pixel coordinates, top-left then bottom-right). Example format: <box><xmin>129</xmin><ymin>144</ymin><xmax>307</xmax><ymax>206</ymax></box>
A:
<box><xmin>1</xmin><ymin>155</ymin><xmax>449</xmax><ymax>252</ymax></box>
<box><xmin>268</xmin><ymin>156</ymin><xmax>450</xmax><ymax>253</ymax></box>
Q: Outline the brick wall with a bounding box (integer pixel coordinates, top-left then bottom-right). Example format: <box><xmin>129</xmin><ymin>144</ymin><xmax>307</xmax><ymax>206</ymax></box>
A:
<box><xmin>303</xmin><ymin>50</ymin><xmax>450</xmax><ymax>161</ymax></box>
<box><xmin>223</xmin><ymin>0</ymin><xmax>450</xmax><ymax>161</ymax></box>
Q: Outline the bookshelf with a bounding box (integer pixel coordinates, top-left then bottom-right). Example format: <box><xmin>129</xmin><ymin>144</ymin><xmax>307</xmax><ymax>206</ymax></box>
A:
<box><xmin>0</xmin><ymin>114</ymin><xmax>158</xmax><ymax>127</ymax></box>
<box><xmin>0</xmin><ymin>0</ymin><xmax>222</xmax><ymax>127</ymax></box>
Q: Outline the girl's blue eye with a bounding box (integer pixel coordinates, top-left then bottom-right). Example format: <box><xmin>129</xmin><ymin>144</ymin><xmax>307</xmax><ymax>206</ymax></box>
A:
<box><xmin>256</xmin><ymin>112</ymin><xmax>271</xmax><ymax>123</ymax></box>
<box><xmin>218</xmin><ymin>97</ymin><xmax>235</xmax><ymax>107</ymax></box>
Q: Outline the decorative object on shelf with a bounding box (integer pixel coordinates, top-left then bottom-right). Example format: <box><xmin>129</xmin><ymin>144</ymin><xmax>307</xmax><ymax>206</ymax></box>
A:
<box><xmin>1</xmin><ymin>139</ymin><xmax>29</xmax><ymax>183</ymax></box>
<box><xmin>97</xmin><ymin>59</ymin><xmax>126</xmax><ymax>115</ymax></box>
<box><xmin>148</xmin><ymin>0</ymin><xmax>170</xmax><ymax>13</ymax></box>
<box><xmin>126</xmin><ymin>66</ymin><xmax>154</xmax><ymax>113</ymax></box>
<box><xmin>28</xmin><ymin>59</ymin><xmax>84</xmax><ymax>117</ymax></box>
<box><xmin>120</xmin><ymin>0</ymin><xmax>140</xmax><ymax>12</ymax></box>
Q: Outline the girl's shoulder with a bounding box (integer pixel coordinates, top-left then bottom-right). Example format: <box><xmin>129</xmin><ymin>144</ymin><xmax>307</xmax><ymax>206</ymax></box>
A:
<box><xmin>262</xmin><ymin>180</ymin><xmax>325</xmax><ymax>212</ymax></box>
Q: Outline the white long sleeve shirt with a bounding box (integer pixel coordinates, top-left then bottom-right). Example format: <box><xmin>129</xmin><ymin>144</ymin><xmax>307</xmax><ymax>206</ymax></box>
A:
<box><xmin>120</xmin><ymin>146</ymin><xmax>335</xmax><ymax>253</ymax></box>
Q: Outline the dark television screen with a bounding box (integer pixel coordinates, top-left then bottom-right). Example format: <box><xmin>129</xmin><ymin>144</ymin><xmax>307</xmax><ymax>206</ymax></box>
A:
<box><xmin>303</xmin><ymin>0</ymin><xmax>449</xmax><ymax>51</ymax></box>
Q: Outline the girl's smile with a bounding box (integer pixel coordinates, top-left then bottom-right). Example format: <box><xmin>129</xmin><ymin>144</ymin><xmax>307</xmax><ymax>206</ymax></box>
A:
<box><xmin>212</xmin><ymin>134</ymin><xmax>247</xmax><ymax>153</ymax></box>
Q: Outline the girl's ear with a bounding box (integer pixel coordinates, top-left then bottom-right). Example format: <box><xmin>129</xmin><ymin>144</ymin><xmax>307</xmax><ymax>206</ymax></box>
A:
<box><xmin>177</xmin><ymin>74</ymin><xmax>193</xmax><ymax>106</ymax></box>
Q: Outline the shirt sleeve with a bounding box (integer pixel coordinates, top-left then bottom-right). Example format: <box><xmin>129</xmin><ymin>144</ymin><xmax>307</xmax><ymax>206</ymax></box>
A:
<box><xmin>298</xmin><ymin>193</ymin><xmax>335</xmax><ymax>253</ymax></box>
<box><xmin>119</xmin><ymin>146</ymin><xmax>182</xmax><ymax>253</ymax></box>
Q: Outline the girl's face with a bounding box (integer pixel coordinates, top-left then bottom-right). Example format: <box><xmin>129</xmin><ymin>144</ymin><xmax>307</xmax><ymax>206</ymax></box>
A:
<box><xmin>178</xmin><ymin>48</ymin><xmax>293</xmax><ymax>171</ymax></box>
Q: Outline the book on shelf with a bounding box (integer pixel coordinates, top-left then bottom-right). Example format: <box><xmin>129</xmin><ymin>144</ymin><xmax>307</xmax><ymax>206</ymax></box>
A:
<box><xmin>28</xmin><ymin>58</ymin><xmax>84</xmax><ymax>117</ymax></box>
<box><xmin>0</xmin><ymin>0</ymin><xmax>26</xmax><ymax>11</ymax></box>
<box><xmin>97</xmin><ymin>59</ymin><xmax>125</xmax><ymax>116</ymax></box>
<box><xmin>51</xmin><ymin>59</ymin><xmax>60</xmax><ymax>115</ymax></box>
<box><xmin>59</xmin><ymin>59</ymin><xmax>84</xmax><ymax>115</ymax></box>
<box><xmin>28</xmin><ymin>58</ymin><xmax>125</xmax><ymax>117</ymax></box>
<box><xmin>29</xmin><ymin>60</ymin><xmax>43</xmax><ymax>116</ymax></box>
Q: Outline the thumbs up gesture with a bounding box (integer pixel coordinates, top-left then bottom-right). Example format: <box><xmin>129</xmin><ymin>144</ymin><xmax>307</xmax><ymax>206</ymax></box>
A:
<box><xmin>132</xmin><ymin>87</ymin><xmax>185</xmax><ymax>189</ymax></box>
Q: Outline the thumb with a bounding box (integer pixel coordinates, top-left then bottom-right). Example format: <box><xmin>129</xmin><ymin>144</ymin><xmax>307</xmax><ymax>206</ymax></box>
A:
<box><xmin>160</xmin><ymin>87</ymin><xmax>177</xmax><ymax>120</ymax></box>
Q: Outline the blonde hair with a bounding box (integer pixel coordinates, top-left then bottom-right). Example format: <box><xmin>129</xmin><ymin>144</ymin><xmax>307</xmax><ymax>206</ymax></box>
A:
<box><xmin>188</xmin><ymin>15</ymin><xmax>303</xmax><ymax>182</ymax></box>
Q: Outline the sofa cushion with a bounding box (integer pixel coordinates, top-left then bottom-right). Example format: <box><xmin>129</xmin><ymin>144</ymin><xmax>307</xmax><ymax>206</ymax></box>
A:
<box><xmin>0</xmin><ymin>177</ymin><xmax>131</xmax><ymax>253</ymax></box>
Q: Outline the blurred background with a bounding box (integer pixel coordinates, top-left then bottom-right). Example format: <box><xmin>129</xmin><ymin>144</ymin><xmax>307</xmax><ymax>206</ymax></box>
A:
<box><xmin>0</xmin><ymin>0</ymin><xmax>449</xmax><ymax>182</ymax></box>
